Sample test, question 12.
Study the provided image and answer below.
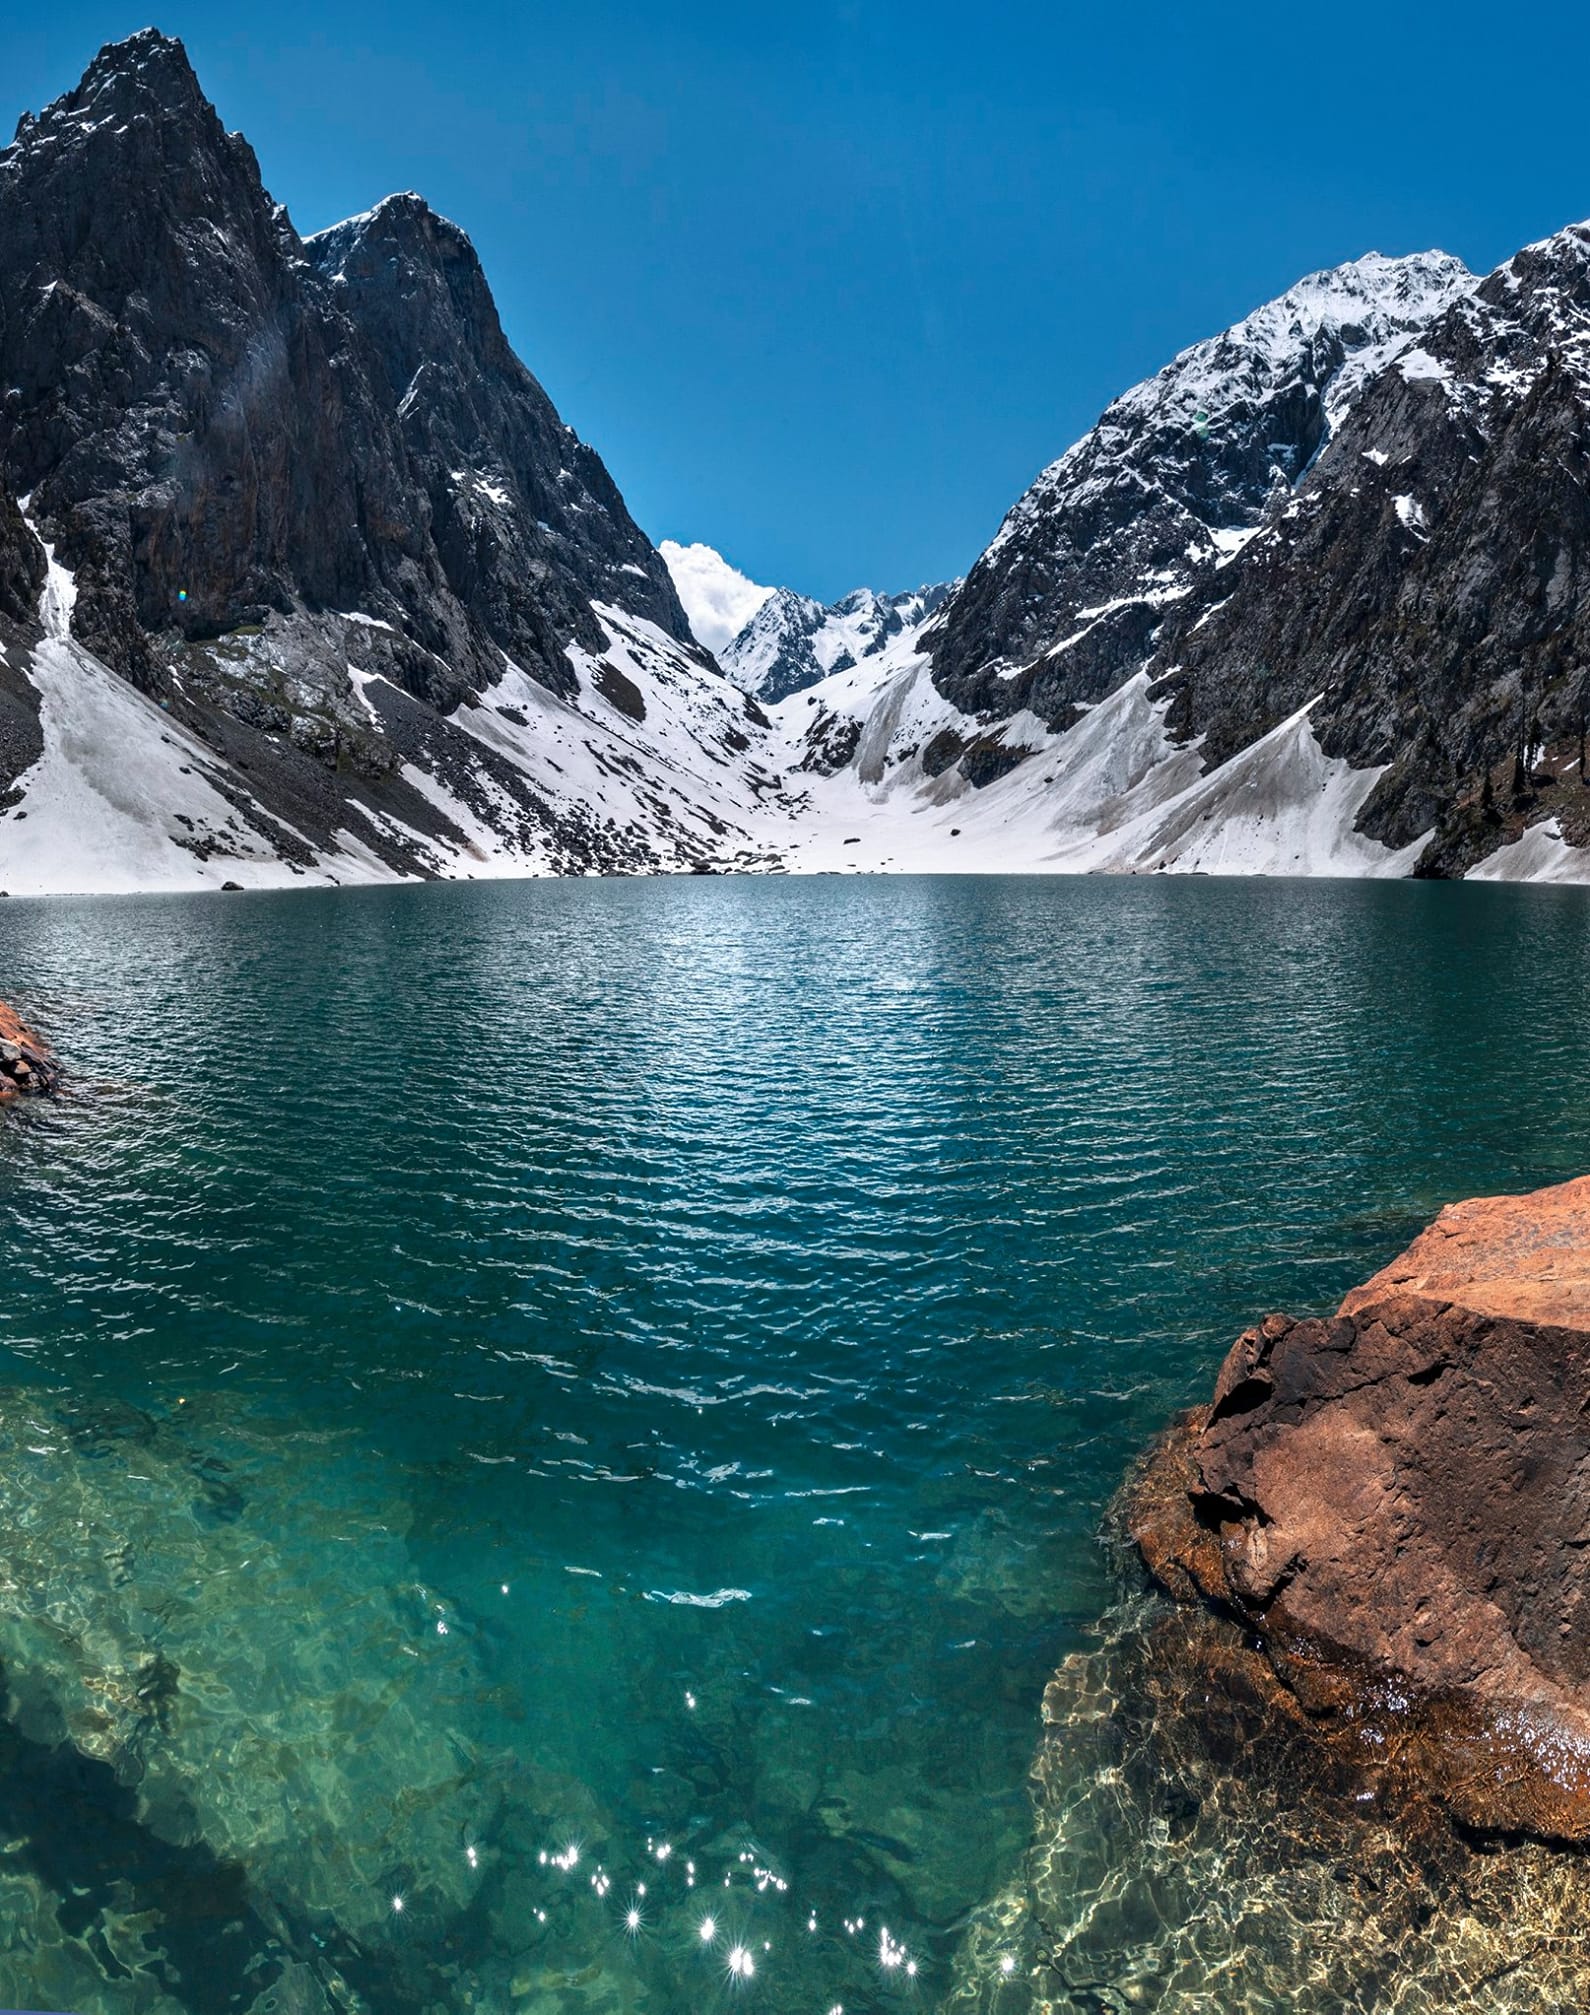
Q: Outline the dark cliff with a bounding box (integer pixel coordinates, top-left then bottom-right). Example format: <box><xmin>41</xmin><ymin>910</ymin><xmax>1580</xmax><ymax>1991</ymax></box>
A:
<box><xmin>0</xmin><ymin>29</ymin><xmax>695</xmax><ymax>707</ymax></box>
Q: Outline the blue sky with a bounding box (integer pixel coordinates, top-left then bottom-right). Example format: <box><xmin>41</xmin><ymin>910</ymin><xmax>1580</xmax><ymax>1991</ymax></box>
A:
<box><xmin>10</xmin><ymin>3</ymin><xmax>1590</xmax><ymax>600</ymax></box>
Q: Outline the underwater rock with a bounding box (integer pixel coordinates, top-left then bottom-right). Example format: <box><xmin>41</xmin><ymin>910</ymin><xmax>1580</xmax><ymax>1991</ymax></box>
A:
<box><xmin>0</xmin><ymin>1385</ymin><xmax>567</xmax><ymax>2010</ymax></box>
<box><xmin>1128</xmin><ymin>1172</ymin><xmax>1590</xmax><ymax>1840</ymax></box>
<box><xmin>0</xmin><ymin>998</ymin><xmax>60</xmax><ymax>1098</ymax></box>
<box><xmin>942</xmin><ymin>1573</ymin><xmax>1590</xmax><ymax>2014</ymax></box>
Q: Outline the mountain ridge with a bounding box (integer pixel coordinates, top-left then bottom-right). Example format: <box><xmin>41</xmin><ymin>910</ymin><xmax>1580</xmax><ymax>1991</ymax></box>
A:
<box><xmin>0</xmin><ymin>29</ymin><xmax>786</xmax><ymax>892</ymax></box>
<box><xmin>4</xmin><ymin>31</ymin><xmax>1590</xmax><ymax>891</ymax></box>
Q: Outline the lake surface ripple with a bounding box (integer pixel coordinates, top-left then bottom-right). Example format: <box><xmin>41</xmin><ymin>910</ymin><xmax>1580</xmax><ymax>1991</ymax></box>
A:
<box><xmin>2</xmin><ymin>874</ymin><xmax>1588</xmax><ymax>2012</ymax></box>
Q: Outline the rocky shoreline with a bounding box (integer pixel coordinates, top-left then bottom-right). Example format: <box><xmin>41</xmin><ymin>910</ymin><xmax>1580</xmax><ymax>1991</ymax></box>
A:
<box><xmin>0</xmin><ymin>999</ymin><xmax>58</xmax><ymax>1100</ymax></box>
<box><xmin>940</xmin><ymin>1179</ymin><xmax>1590</xmax><ymax>2010</ymax></box>
<box><xmin>1128</xmin><ymin>1173</ymin><xmax>1590</xmax><ymax>1840</ymax></box>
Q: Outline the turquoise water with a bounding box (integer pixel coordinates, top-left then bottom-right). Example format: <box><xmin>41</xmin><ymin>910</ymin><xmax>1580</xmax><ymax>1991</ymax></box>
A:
<box><xmin>1</xmin><ymin>873</ymin><xmax>1589</xmax><ymax>2013</ymax></box>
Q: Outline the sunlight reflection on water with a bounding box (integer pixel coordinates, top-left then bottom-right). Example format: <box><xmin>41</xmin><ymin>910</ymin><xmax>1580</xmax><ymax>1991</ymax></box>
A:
<box><xmin>1</xmin><ymin>873</ymin><xmax>1589</xmax><ymax>2009</ymax></box>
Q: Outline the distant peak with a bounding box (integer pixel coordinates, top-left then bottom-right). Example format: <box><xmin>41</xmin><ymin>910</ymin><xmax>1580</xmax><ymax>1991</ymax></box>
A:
<box><xmin>311</xmin><ymin>191</ymin><xmax>464</xmax><ymax>244</ymax></box>
<box><xmin>77</xmin><ymin>26</ymin><xmax>202</xmax><ymax>98</ymax></box>
<box><xmin>8</xmin><ymin>25</ymin><xmax>212</xmax><ymax>150</ymax></box>
<box><xmin>370</xmin><ymin>190</ymin><xmax>438</xmax><ymax>223</ymax></box>
<box><xmin>306</xmin><ymin>190</ymin><xmax>479</xmax><ymax>275</ymax></box>
<box><xmin>93</xmin><ymin>25</ymin><xmax>190</xmax><ymax>63</ymax></box>
<box><xmin>1238</xmin><ymin>248</ymin><xmax>1473</xmax><ymax>335</ymax></box>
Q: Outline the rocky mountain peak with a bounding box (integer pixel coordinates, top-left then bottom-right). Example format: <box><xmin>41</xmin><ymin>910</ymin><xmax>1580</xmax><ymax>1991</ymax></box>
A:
<box><xmin>716</xmin><ymin>577</ymin><xmax>956</xmax><ymax>703</ymax></box>
<box><xmin>0</xmin><ymin>28</ymin><xmax>697</xmax><ymax>695</ymax></box>
<box><xmin>923</xmin><ymin>248</ymin><xmax>1475</xmax><ymax>724</ymax></box>
<box><xmin>310</xmin><ymin>191</ymin><xmax>475</xmax><ymax>271</ymax></box>
<box><xmin>306</xmin><ymin>190</ymin><xmax>510</xmax><ymax>384</ymax></box>
<box><xmin>5</xmin><ymin>26</ymin><xmax>252</xmax><ymax>191</ymax></box>
<box><xmin>67</xmin><ymin>26</ymin><xmax>204</xmax><ymax>102</ymax></box>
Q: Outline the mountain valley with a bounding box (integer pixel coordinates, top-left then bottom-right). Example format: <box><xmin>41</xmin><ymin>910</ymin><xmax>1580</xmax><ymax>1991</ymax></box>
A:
<box><xmin>5</xmin><ymin>32</ymin><xmax>1590</xmax><ymax>892</ymax></box>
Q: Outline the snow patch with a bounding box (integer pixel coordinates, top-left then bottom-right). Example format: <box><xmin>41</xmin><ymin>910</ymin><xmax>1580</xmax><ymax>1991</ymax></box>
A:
<box><xmin>1467</xmin><ymin>819</ymin><xmax>1590</xmax><ymax>884</ymax></box>
<box><xmin>1393</xmin><ymin>493</ymin><xmax>1428</xmax><ymax>535</ymax></box>
<box><xmin>1398</xmin><ymin>348</ymin><xmax>1452</xmax><ymax>386</ymax></box>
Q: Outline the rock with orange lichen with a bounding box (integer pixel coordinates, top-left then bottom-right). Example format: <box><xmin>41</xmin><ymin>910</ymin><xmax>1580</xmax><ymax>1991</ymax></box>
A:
<box><xmin>0</xmin><ymin>998</ymin><xmax>59</xmax><ymax>1099</ymax></box>
<box><xmin>1128</xmin><ymin>1174</ymin><xmax>1590</xmax><ymax>1840</ymax></box>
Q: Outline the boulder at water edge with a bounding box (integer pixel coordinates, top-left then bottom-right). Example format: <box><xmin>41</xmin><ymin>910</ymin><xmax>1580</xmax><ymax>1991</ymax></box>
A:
<box><xmin>0</xmin><ymin>998</ymin><xmax>59</xmax><ymax>1098</ymax></box>
<box><xmin>1129</xmin><ymin>1174</ymin><xmax>1590</xmax><ymax>1839</ymax></box>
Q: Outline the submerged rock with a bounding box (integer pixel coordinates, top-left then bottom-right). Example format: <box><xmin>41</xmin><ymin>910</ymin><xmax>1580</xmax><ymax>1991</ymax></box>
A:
<box><xmin>0</xmin><ymin>1385</ymin><xmax>596</xmax><ymax>2012</ymax></box>
<box><xmin>944</xmin><ymin>1573</ymin><xmax>1590</xmax><ymax>2013</ymax></box>
<box><xmin>1129</xmin><ymin>1173</ymin><xmax>1590</xmax><ymax>1839</ymax></box>
<box><xmin>0</xmin><ymin>998</ymin><xmax>59</xmax><ymax>1098</ymax></box>
<box><xmin>943</xmin><ymin>1185</ymin><xmax>1590</xmax><ymax>2010</ymax></box>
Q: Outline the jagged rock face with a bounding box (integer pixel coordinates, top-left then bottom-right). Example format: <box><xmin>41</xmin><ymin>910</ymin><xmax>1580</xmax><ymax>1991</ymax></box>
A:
<box><xmin>0</xmin><ymin>31</ymin><xmax>792</xmax><ymax>894</ymax></box>
<box><xmin>720</xmin><ymin>581</ymin><xmax>955</xmax><ymax>703</ymax></box>
<box><xmin>0</xmin><ymin>490</ymin><xmax>45</xmax><ymax>804</ymax></box>
<box><xmin>1</xmin><ymin>32</ymin><xmax>372</xmax><ymax>690</ymax></box>
<box><xmin>11</xmin><ymin>29</ymin><xmax>1590</xmax><ymax>888</ymax></box>
<box><xmin>925</xmin><ymin>254</ymin><xmax>1474</xmax><ymax>725</ymax></box>
<box><xmin>306</xmin><ymin>196</ymin><xmax>694</xmax><ymax>703</ymax></box>
<box><xmin>1155</xmin><ymin>228</ymin><xmax>1590</xmax><ymax>861</ymax></box>
<box><xmin>0</xmin><ymin>29</ymin><xmax>693</xmax><ymax>707</ymax></box>
<box><xmin>911</xmin><ymin>226</ymin><xmax>1590</xmax><ymax>876</ymax></box>
<box><xmin>1129</xmin><ymin>1174</ymin><xmax>1590</xmax><ymax>1841</ymax></box>
<box><xmin>0</xmin><ymin>487</ymin><xmax>43</xmax><ymax>624</ymax></box>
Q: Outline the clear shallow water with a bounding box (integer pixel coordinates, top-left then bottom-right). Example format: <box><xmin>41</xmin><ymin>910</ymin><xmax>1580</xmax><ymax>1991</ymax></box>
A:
<box><xmin>1</xmin><ymin>873</ymin><xmax>1589</xmax><ymax>2012</ymax></box>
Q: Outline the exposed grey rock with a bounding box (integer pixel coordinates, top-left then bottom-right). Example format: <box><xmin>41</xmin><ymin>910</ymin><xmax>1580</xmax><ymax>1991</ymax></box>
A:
<box><xmin>0</xmin><ymin>486</ymin><xmax>43</xmax><ymax>624</ymax></box>
<box><xmin>10</xmin><ymin>32</ymin><xmax>1590</xmax><ymax>884</ymax></box>
<box><xmin>0</xmin><ymin>31</ymin><xmax>693</xmax><ymax>704</ymax></box>
<box><xmin>304</xmin><ymin>191</ymin><xmax>696</xmax><ymax>705</ymax></box>
<box><xmin>0</xmin><ymin>31</ymin><xmax>776</xmax><ymax>890</ymax></box>
<box><xmin>924</xmin><ymin>253</ymin><xmax>1473</xmax><ymax>725</ymax></box>
<box><xmin>1153</xmin><ymin>226</ymin><xmax>1590</xmax><ymax>866</ymax></box>
<box><xmin>910</xmin><ymin>230</ymin><xmax>1590</xmax><ymax>874</ymax></box>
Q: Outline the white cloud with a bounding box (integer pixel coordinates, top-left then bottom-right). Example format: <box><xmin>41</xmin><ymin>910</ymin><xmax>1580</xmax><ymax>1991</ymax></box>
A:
<box><xmin>659</xmin><ymin>540</ymin><xmax>775</xmax><ymax>656</ymax></box>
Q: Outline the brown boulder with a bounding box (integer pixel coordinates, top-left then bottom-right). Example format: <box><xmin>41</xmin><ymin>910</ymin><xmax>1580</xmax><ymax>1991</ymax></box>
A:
<box><xmin>0</xmin><ymin>999</ymin><xmax>60</xmax><ymax>1098</ymax></box>
<box><xmin>1129</xmin><ymin>1174</ymin><xmax>1590</xmax><ymax>1839</ymax></box>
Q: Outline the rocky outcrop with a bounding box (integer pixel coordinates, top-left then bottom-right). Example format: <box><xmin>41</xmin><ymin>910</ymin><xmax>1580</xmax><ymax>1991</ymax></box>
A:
<box><xmin>0</xmin><ymin>998</ymin><xmax>59</xmax><ymax>1097</ymax></box>
<box><xmin>922</xmin><ymin>253</ymin><xmax>1474</xmax><ymax>723</ymax></box>
<box><xmin>0</xmin><ymin>487</ymin><xmax>44</xmax><ymax>625</ymax></box>
<box><xmin>0</xmin><ymin>31</ymin><xmax>694</xmax><ymax>703</ymax></box>
<box><xmin>1130</xmin><ymin>1174</ymin><xmax>1590</xmax><ymax>1839</ymax></box>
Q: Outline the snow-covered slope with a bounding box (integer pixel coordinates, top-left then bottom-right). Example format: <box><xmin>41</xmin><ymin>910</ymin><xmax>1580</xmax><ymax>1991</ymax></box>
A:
<box><xmin>1148</xmin><ymin>218</ymin><xmax>1590</xmax><ymax>871</ymax></box>
<box><xmin>760</xmin><ymin>658</ymin><xmax>1424</xmax><ymax>881</ymax></box>
<box><xmin>0</xmin><ymin>521</ymin><xmax>790</xmax><ymax>896</ymax></box>
<box><xmin>925</xmin><ymin>251</ymin><xmax>1476</xmax><ymax>726</ymax></box>
<box><xmin>11</xmin><ymin>31</ymin><xmax>1590</xmax><ymax>892</ymax></box>
<box><xmin>734</xmin><ymin>251</ymin><xmax>1481</xmax><ymax>882</ymax></box>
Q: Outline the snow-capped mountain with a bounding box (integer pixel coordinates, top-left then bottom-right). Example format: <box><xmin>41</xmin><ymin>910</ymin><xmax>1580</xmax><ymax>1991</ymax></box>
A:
<box><xmin>773</xmin><ymin>231</ymin><xmax>1590</xmax><ymax>884</ymax></box>
<box><xmin>756</xmin><ymin>250</ymin><xmax>1490</xmax><ymax>877</ymax></box>
<box><xmin>715</xmin><ymin>582</ymin><xmax>956</xmax><ymax>704</ymax></box>
<box><xmin>7</xmin><ymin>30</ymin><xmax>1590</xmax><ymax>892</ymax></box>
<box><xmin>1146</xmin><ymin>221</ymin><xmax>1590</xmax><ymax>876</ymax></box>
<box><xmin>925</xmin><ymin>251</ymin><xmax>1475</xmax><ymax>724</ymax></box>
